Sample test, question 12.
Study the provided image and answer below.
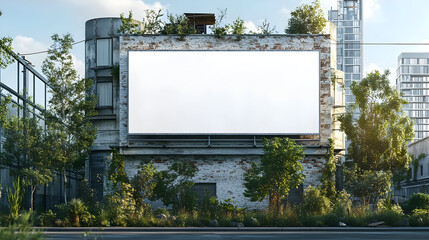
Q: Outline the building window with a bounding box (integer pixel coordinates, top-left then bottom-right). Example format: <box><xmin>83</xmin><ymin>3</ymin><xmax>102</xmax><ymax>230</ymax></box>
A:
<box><xmin>97</xmin><ymin>82</ymin><xmax>112</xmax><ymax>107</ymax></box>
<box><xmin>96</xmin><ymin>39</ymin><xmax>112</xmax><ymax>67</ymax></box>
<box><xmin>421</xmin><ymin>165</ymin><xmax>424</xmax><ymax>176</ymax></box>
<box><xmin>192</xmin><ymin>183</ymin><xmax>216</xmax><ymax>202</ymax></box>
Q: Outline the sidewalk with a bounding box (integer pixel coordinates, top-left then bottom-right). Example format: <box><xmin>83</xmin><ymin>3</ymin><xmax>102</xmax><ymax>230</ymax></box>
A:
<box><xmin>36</xmin><ymin>227</ymin><xmax>429</xmax><ymax>232</ymax></box>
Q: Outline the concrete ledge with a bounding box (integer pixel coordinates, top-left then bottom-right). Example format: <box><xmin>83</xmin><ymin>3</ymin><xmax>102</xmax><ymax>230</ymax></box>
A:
<box><xmin>34</xmin><ymin>227</ymin><xmax>429</xmax><ymax>232</ymax></box>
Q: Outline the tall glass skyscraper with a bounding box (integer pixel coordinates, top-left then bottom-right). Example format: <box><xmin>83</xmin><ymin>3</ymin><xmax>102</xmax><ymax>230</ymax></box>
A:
<box><xmin>328</xmin><ymin>0</ymin><xmax>363</xmax><ymax>106</ymax></box>
<box><xmin>397</xmin><ymin>53</ymin><xmax>429</xmax><ymax>141</ymax></box>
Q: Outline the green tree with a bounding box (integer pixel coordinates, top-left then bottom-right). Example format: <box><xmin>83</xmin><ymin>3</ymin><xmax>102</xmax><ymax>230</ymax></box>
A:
<box><xmin>131</xmin><ymin>162</ymin><xmax>157</xmax><ymax>209</ymax></box>
<box><xmin>285</xmin><ymin>0</ymin><xmax>327</xmax><ymax>34</ymax></box>
<box><xmin>42</xmin><ymin>34</ymin><xmax>97</xmax><ymax>204</ymax></box>
<box><xmin>0</xmin><ymin>116</ymin><xmax>53</xmax><ymax>211</ymax></box>
<box><xmin>0</xmin><ymin>10</ymin><xmax>14</xmax><ymax>69</ymax></box>
<box><xmin>152</xmin><ymin>161</ymin><xmax>197</xmax><ymax>212</ymax></box>
<box><xmin>339</xmin><ymin>70</ymin><xmax>414</xmax><ymax>174</ymax></box>
<box><xmin>244</xmin><ymin>137</ymin><xmax>305</xmax><ymax>211</ymax></box>
<box><xmin>344</xmin><ymin>166</ymin><xmax>392</xmax><ymax>204</ymax></box>
<box><xmin>319</xmin><ymin>138</ymin><xmax>337</xmax><ymax>202</ymax></box>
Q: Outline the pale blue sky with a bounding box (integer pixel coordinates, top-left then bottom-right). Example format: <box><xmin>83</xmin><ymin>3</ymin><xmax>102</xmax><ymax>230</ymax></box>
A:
<box><xmin>1</xmin><ymin>0</ymin><xmax>429</xmax><ymax>85</ymax></box>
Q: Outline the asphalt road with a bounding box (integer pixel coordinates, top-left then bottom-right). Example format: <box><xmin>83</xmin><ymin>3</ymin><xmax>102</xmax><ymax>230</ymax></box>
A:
<box><xmin>44</xmin><ymin>231</ymin><xmax>429</xmax><ymax>240</ymax></box>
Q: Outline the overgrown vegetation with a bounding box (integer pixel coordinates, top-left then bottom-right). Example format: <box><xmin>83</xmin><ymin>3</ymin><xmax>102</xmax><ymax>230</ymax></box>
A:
<box><xmin>162</xmin><ymin>13</ymin><xmax>197</xmax><ymax>40</ymax></box>
<box><xmin>244</xmin><ymin>137</ymin><xmax>305</xmax><ymax>211</ymax></box>
<box><xmin>209</xmin><ymin>9</ymin><xmax>229</xmax><ymax>38</ymax></box>
<box><xmin>255</xmin><ymin>19</ymin><xmax>276</xmax><ymax>35</ymax></box>
<box><xmin>229</xmin><ymin>17</ymin><xmax>246</xmax><ymax>40</ymax></box>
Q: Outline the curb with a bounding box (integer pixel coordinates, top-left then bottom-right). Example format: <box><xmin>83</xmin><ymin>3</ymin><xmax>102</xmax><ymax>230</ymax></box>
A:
<box><xmin>35</xmin><ymin>227</ymin><xmax>429</xmax><ymax>232</ymax></box>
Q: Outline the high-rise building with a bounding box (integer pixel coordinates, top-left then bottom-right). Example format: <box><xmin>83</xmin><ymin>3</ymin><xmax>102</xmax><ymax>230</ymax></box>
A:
<box><xmin>329</xmin><ymin>0</ymin><xmax>363</xmax><ymax>106</ymax></box>
<box><xmin>396</xmin><ymin>52</ymin><xmax>429</xmax><ymax>140</ymax></box>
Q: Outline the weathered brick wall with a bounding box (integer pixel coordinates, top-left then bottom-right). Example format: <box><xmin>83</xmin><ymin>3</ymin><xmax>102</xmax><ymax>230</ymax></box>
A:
<box><xmin>124</xmin><ymin>154</ymin><xmax>329</xmax><ymax>209</ymax></box>
<box><xmin>117</xmin><ymin>34</ymin><xmax>337</xmax><ymax>209</ymax></box>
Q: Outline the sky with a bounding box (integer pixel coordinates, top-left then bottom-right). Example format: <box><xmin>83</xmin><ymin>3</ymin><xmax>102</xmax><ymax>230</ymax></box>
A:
<box><xmin>1</xmin><ymin>0</ymin><xmax>429</xmax><ymax>86</ymax></box>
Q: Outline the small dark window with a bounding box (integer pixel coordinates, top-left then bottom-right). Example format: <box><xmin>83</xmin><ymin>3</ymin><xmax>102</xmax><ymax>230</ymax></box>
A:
<box><xmin>192</xmin><ymin>183</ymin><xmax>216</xmax><ymax>202</ymax></box>
<box><xmin>421</xmin><ymin>165</ymin><xmax>424</xmax><ymax>176</ymax></box>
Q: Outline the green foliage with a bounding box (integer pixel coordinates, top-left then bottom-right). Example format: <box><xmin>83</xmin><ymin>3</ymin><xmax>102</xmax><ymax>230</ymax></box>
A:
<box><xmin>102</xmin><ymin>183</ymin><xmax>136</xmax><ymax>226</ymax></box>
<box><xmin>38</xmin><ymin>210</ymin><xmax>56</xmax><ymax>227</ymax></box>
<box><xmin>0</xmin><ymin>11</ymin><xmax>14</xmax><ymax>69</ymax></box>
<box><xmin>377</xmin><ymin>196</ymin><xmax>403</xmax><ymax>214</ymax></box>
<box><xmin>0</xmin><ymin>116</ymin><xmax>53</xmax><ymax>211</ymax></box>
<box><xmin>410</xmin><ymin>209</ymin><xmax>429</xmax><ymax>226</ymax></box>
<box><xmin>110</xmin><ymin>63</ymin><xmax>120</xmax><ymax>81</ymax></box>
<box><xmin>319</xmin><ymin>138</ymin><xmax>337</xmax><ymax>202</ymax></box>
<box><xmin>0</xmin><ymin>212</ymin><xmax>44</xmax><ymax>240</ymax></box>
<box><xmin>339</xmin><ymin>70</ymin><xmax>414</xmax><ymax>174</ymax></box>
<box><xmin>152</xmin><ymin>161</ymin><xmax>197</xmax><ymax>212</ymax></box>
<box><xmin>244</xmin><ymin>137</ymin><xmax>305</xmax><ymax>211</ymax></box>
<box><xmin>374</xmin><ymin>193</ymin><xmax>405</xmax><ymax>226</ymax></box>
<box><xmin>255</xmin><ymin>19</ymin><xmax>276</xmax><ymax>35</ymax></box>
<box><xmin>106</xmin><ymin>149</ymin><xmax>129</xmax><ymax>191</ymax></box>
<box><xmin>405</xmin><ymin>193</ymin><xmax>429</xmax><ymax>213</ymax></box>
<box><xmin>209</xmin><ymin>9</ymin><xmax>229</xmax><ymax>38</ymax></box>
<box><xmin>162</xmin><ymin>13</ymin><xmax>196</xmax><ymax>40</ymax></box>
<box><xmin>285</xmin><ymin>0</ymin><xmax>327</xmax><ymax>34</ymax></box>
<box><xmin>411</xmin><ymin>154</ymin><xmax>425</xmax><ymax>182</ymax></box>
<box><xmin>140</xmin><ymin>9</ymin><xmax>163</xmax><ymax>34</ymax></box>
<box><xmin>118</xmin><ymin>11</ymin><xmax>141</xmax><ymax>34</ymax></box>
<box><xmin>118</xmin><ymin>9</ymin><xmax>163</xmax><ymax>35</ymax></box>
<box><xmin>199</xmin><ymin>196</ymin><xmax>244</xmax><ymax>220</ymax></box>
<box><xmin>332</xmin><ymin>190</ymin><xmax>352</xmax><ymax>217</ymax></box>
<box><xmin>302</xmin><ymin>186</ymin><xmax>331</xmax><ymax>215</ymax></box>
<box><xmin>56</xmin><ymin>198</ymin><xmax>92</xmax><ymax>227</ymax></box>
<box><xmin>344</xmin><ymin>166</ymin><xmax>392</xmax><ymax>203</ymax></box>
<box><xmin>78</xmin><ymin>179</ymin><xmax>96</xmax><ymax>208</ymax></box>
<box><xmin>131</xmin><ymin>162</ymin><xmax>157</xmax><ymax>209</ymax></box>
<box><xmin>42</xmin><ymin>33</ymin><xmax>97</xmax><ymax>203</ymax></box>
<box><xmin>229</xmin><ymin>17</ymin><xmax>246</xmax><ymax>41</ymax></box>
<box><xmin>373</xmin><ymin>209</ymin><xmax>405</xmax><ymax>227</ymax></box>
<box><xmin>7</xmin><ymin>177</ymin><xmax>24</xmax><ymax>221</ymax></box>
<box><xmin>0</xmin><ymin>95</ymin><xmax>10</xmax><ymax>127</ymax></box>
<box><xmin>68</xmin><ymin>199</ymin><xmax>91</xmax><ymax>227</ymax></box>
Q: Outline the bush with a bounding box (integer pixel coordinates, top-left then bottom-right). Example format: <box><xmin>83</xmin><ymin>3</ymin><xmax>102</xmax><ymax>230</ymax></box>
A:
<box><xmin>0</xmin><ymin>212</ymin><xmax>44</xmax><ymax>239</ymax></box>
<box><xmin>38</xmin><ymin>210</ymin><xmax>56</xmax><ymax>227</ymax></box>
<box><xmin>345</xmin><ymin>205</ymin><xmax>371</xmax><ymax>227</ymax></box>
<box><xmin>409</xmin><ymin>209</ymin><xmax>429</xmax><ymax>227</ymax></box>
<box><xmin>56</xmin><ymin>198</ymin><xmax>92</xmax><ymax>227</ymax></box>
<box><xmin>322</xmin><ymin>213</ymin><xmax>340</xmax><ymax>227</ymax></box>
<box><xmin>302</xmin><ymin>186</ymin><xmax>331</xmax><ymax>215</ymax></box>
<box><xmin>405</xmin><ymin>193</ymin><xmax>429</xmax><ymax>213</ymax></box>
<box><xmin>333</xmin><ymin>190</ymin><xmax>352</xmax><ymax>217</ymax></box>
<box><xmin>300</xmin><ymin>215</ymin><xmax>324</xmax><ymax>227</ymax></box>
<box><xmin>373</xmin><ymin>209</ymin><xmax>405</xmax><ymax>227</ymax></box>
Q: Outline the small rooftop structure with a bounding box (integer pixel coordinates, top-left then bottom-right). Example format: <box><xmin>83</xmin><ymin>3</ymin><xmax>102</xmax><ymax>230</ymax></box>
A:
<box><xmin>184</xmin><ymin>13</ymin><xmax>215</xmax><ymax>34</ymax></box>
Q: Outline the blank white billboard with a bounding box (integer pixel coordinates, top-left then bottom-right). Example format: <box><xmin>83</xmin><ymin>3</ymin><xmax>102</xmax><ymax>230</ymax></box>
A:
<box><xmin>128</xmin><ymin>50</ymin><xmax>320</xmax><ymax>134</ymax></box>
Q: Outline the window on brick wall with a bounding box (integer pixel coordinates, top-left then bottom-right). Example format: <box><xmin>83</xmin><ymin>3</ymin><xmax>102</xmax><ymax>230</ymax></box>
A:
<box><xmin>192</xmin><ymin>183</ymin><xmax>216</xmax><ymax>202</ymax></box>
